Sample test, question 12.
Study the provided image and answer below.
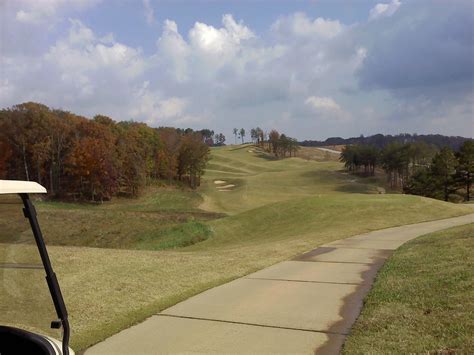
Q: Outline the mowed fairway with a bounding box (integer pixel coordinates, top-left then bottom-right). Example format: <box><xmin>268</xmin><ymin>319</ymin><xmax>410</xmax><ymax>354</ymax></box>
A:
<box><xmin>200</xmin><ymin>145</ymin><xmax>385</xmax><ymax>215</ymax></box>
<box><xmin>1</xmin><ymin>144</ymin><xmax>472</xmax><ymax>352</ymax></box>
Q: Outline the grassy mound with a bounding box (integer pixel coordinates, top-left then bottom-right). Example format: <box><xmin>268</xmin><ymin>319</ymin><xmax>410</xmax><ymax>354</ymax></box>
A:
<box><xmin>199</xmin><ymin>194</ymin><xmax>471</xmax><ymax>249</ymax></box>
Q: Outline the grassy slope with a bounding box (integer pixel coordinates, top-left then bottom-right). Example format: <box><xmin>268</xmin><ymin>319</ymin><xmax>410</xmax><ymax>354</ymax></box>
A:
<box><xmin>343</xmin><ymin>224</ymin><xmax>474</xmax><ymax>354</ymax></box>
<box><xmin>1</xmin><ymin>185</ymin><xmax>221</xmax><ymax>250</ymax></box>
<box><xmin>1</xmin><ymin>144</ymin><xmax>472</xmax><ymax>351</ymax></box>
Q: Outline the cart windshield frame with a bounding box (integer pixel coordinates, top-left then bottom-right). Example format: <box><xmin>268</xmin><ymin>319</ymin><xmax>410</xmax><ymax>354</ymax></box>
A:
<box><xmin>0</xmin><ymin>180</ymin><xmax>70</xmax><ymax>355</ymax></box>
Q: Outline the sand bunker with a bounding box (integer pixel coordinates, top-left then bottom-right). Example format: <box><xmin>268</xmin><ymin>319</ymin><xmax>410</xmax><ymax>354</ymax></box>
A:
<box><xmin>218</xmin><ymin>189</ymin><xmax>232</xmax><ymax>192</ymax></box>
<box><xmin>248</xmin><ymin>150</ymin><xmax>254</xmax><ymax>153</ymax></box>
<box><xmin>214</xmin><ymin>180</ymin><xmax>226</xmax><ymax>184</ymax></box>
<box><xmin>217</xmin><ymin>184</ymin><xmax>235</xmax><ymax>189</ymax></box>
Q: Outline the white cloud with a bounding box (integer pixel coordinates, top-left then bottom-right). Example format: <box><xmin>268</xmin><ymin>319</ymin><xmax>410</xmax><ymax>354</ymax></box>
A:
<box><xmin>156</xmin><ymin>20</ymin><xmax>190</xmax><ymax>82</ymax></box>
<box><xmin>14</xmin><ymin>0</ymin><xmax>100</xmax><ymax>25</ymax></box>
<box><xmin>305</xmin><ymin>96</ymin><xmax>350</xmax><ymax>122</ymax></box>
<box><xmin>369</xmin><ymin>0</ymin><xmax>401</xmax><ymax>21</ymax></box>
<box><xmin>157</xmin><ymin>97</ymin><xmax>188</xmax><ymax>119</ymax></box>
<box><xmin>45</xmin><ymin>19</ymin><xmax>146</xmax><ymax>80</ymax></box>
<box><xmin>271</xmin><ymin>12</ymin><xmax>343</xmax><ymax>39</ymax></box>
<box><xmin>189</xmin><ymin>14</ymin><xmax>254</xmax><ymax>55</ymax></box>
<box><xmin>353</xmin><ymin>47</ymin><xmax>367</xmax><ymax>69</ymax></box>
<box><xmin>67</xmin><ymin>18</ymin><xmax>95</xmax><ymax>44</ymax></box>
<box><xmin>129</xmin><ymin>82</ymin><xmax>204</xmax><ymax>126</ymax></box>
<box><xmin>305</xmin><ymin>96</ymin><xmax>341</xmax><ymax>112</ymax></box>
<box><xmin>143</xmin><ymin>0</ymin><xmax>156</xmax><ymax>25</ymax></box>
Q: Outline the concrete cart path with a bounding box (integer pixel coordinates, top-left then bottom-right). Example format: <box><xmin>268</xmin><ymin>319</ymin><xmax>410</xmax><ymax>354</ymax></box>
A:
<box><xmin>86</xmin><ymin>214</ymin><xmax>474</xmax><ymax>355</ymax></box>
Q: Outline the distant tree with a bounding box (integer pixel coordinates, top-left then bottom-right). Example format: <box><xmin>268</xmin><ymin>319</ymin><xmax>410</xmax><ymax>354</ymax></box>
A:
<box><xmin>340</xmin><ymin>145</ymin><xmax>379</xmax><ymax>176</ymax></box>
<box><xmin>0</xmin><ymin>141</ymin><xmax>12</xmax><ymax>179</ymax></box>
<box><xmin>115</xmin><ymin>124</ymin><xmax>147</xmax><ymax>196</ymax></box>
<box><xmin>256</xmin><ymin>127</ymin><xmax>264</xmax><ymax>146</ymax></box>
<box><xmin>250</xmin><ymin>128</ymin><xmax>257</xmax><ymax>144</ymax></box>
<box><xmin>340</xmin><ymin>145</ymin><xmax>357</xmax><ymax>172</ymax></box>
<box><xmin>288</xmin><ymin>137</ymin><xmax>300</xmax><ymax>157</ymax></box>
<box><xmin>455</xmin><ymin>140</ymin><xmax>474</xmax><ymax>201</ymax></box>
<box><xmin>233</xmin><ymin>128</ymin><xmax>238</xmax><ymax>144</ymax></box>
<box><xmin>381</xmin><ymin>142</ymin><xmax>409</xmax><ymax>188</ymax></box>
<box><xmin>214</xmin><ymin>133</ymin><xmax>226</xmax><ymax>146</ymax></box>
<box><xmin>268</xmin><ymin>130</ymin><xmax>280</xmax><ymax>155</ymax></box>
<box><xmin>178</xmin><ymin>133</ymin><xmax>210</xmax><ymax>189</ymax></box>
<box><xmin>404</xmin><ymin>168</ymin><xmax>438</xmax><ymax>199</ymax></box>
<box><xmin>157</xmin><ymin>127</ymin><xmax>181</xmax><ymax>183</ymax></box>
<box><xmin>431</xmin><ymin>147</ymin><xmax>458</xmax><ymax>201</ymax></box>
<box><xmin>65</xmin><ymin>120</ymin><xmax>119</xmax><ymax>201</ymax></box>
<box><xmin>300</xmin><ymin>133</ymin><xmax>471</xmax><ymax>151</ymax></box>
<box><xmin>239</xmin><ymin>128</ymin><xmax>245</xmax><ymax>144</ymax></box>
<box><xmin>200</xmin><ymin>129</ymin><xmax>215</xmax><ymax>146</ymax></box>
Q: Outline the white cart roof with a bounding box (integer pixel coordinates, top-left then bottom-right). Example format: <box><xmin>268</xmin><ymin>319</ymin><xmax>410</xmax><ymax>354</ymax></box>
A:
<box><xmin>0</xmin><ymin>180</ymin><xmax>47</xmax><ymax>194</ymax></box>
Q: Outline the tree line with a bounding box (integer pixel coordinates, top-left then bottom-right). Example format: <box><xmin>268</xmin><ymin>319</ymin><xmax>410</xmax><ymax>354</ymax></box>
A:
<box><xmin>231</xmin><ymin>126</ymin><xmax>299</xmax><ymax>158</ymax></box>
<box><xmin>302</xmin><ymin>133</ymin><xmax>471</xmax><ymax>151</ymax></box>
<box><xmin>198</xmin><ymin>129</ymin><xmax>226</xmax><ymax>146</ymax></box>
<box><xmin>340</xmin><ymin>141</ymin><xmax>473</xmax><ymax>202</ymax></box>
<box><xmin>0</xmin><ymin>102</ymin><xmax>211</xmax><ymax>201</ymax></box>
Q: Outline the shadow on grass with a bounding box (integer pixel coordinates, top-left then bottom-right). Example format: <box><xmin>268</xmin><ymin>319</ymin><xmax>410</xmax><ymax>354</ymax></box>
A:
<box><xmin>254</xmin><ymin>151</ymin><xmax>279</xmax><ymax>161</ymax></box>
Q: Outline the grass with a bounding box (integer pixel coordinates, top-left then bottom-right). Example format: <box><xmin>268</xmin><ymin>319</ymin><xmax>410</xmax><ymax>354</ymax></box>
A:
<box><xmin>343</xmin><ymin>223</ymin><xmax>474</xmax><ymax>354</ymax></box>
<box><xmin>297</xmin><ymin>146</ymin><xmax>341</xmax><ymax>162</ymax></box>
<box><xmin>200</xmin><ymin>144</ymin><xmax>388</xmax><ymax>215</ymax></box>
<box><xmin>135</xmin><ymin>221</ymin><xmax>212</xmax><ymax>250</ymax></box>
<box><xmin>0</xmin><ymin>144</ymin><xmax>472</xmax><ymax>351</ymax></box>
<box><xmin>0</xmin><ymin>184</ymin><xmax>220</xmax><ymax>249</ymax></box>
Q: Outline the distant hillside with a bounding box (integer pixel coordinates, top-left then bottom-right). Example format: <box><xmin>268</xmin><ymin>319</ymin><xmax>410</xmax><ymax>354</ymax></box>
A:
<box><xmin>300</xmin><ymin>134</ymin><xmax>472</xmax><ymax>151</ymax></box>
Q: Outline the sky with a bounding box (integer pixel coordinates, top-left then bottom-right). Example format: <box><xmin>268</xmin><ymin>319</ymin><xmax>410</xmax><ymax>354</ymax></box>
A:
<box><xmin>0</xmin><ymin>0</ymin><xmax>473</xmax><ymax>141</ymax></box>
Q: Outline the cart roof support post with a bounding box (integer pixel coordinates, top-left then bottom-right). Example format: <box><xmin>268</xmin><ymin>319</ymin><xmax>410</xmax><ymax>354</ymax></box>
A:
<box><xmin>20</xmin><ymin>194</ymin><xmax>70</xmax><ymax>355</ymax></box>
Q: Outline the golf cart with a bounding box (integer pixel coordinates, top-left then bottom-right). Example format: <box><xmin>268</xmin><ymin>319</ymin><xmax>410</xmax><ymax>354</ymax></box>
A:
<box><xmin>0</xmin><ymin>180</ymin><xmax>73</xmax><ymax>355</ymax></box>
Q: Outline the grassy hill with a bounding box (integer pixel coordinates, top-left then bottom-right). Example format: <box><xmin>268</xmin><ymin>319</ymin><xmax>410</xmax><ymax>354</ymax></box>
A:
<box><xmin>1</xmin><ymin>144</ymin><xmax>472</xmax><ymax>351</ymax></box>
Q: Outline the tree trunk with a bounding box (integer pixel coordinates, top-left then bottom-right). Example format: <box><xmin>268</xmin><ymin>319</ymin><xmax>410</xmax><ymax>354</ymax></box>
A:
<box><xmin>22</xmin><ymin>144</ymin><xmax>30</xmax><ymax>181</ymax></box>
<box><xmin>466</xmin><ymin>172</ymin><xmax>471</xmax><ymax>201</ymax></box>
<box><xmin>50</xmin><ymin>166</ymin><xmax>54</xmax><ymax>194</ymax></box>
<box><xmin>37</xmin><ymin>160</ymin><xmax>41</xmax><ymax>184</ymax></box>
<box><xmin>444</xmin><ymin>179</ymin><xmax>449</xmax><ymax>201</ymax></box>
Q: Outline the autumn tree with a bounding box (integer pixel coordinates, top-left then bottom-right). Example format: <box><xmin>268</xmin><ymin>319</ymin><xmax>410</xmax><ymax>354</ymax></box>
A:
<box><xmin>268</xmin><ymin>130</ymin><xmax>280</xmax><ymax>155</ymax></box>
<box><xmin>177</xmin><ymin>133</ymin><xmax>210</xmax><ymax>189</ymax></box>
<box><xmin>65</xmin><ymin>120</ymin><xmax>119</xmax><ymax>201</ymax></box>
<box><xmin>0</xmin><ymin>141</ymin><xmax>12</xmax><ymax>178</ymax></box>
<box><xmin>158</xmin><ymin>127</ymin><xmax>181</xmax><ymax>183</ymax></box>
<box><xmin>199</xmin><ymin>129</ymin><xmax>215</xmax><ymax>146</ymax></box>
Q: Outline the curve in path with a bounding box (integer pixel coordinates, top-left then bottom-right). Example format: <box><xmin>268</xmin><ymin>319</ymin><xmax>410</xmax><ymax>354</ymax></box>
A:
<box><xmin>86</xmin><ymin>213</ymin><xmax>474</xmax><ymax>355</ymax></box>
